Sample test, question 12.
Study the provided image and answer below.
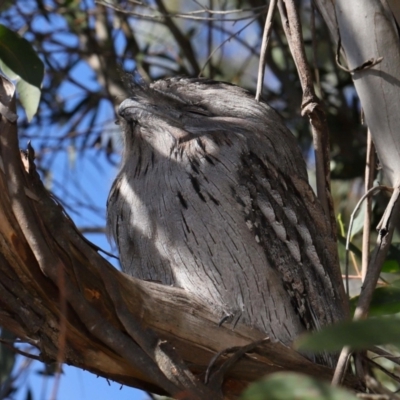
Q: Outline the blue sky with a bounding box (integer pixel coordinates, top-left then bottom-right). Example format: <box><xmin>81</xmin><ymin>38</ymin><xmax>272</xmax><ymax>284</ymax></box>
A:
<box><xmin>16</xmin><ymin>361</ymin><xmax>148</xmax><ymax>400</ymax></box>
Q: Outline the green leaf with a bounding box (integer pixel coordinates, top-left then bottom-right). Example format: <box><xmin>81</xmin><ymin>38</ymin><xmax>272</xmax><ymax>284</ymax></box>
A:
<box><xmin>0</xmin><ymin>24</ymin><xmax>44</xmax><ymax>121</ymax></box>
<box><xmin>383</xmin><ymin>243</ymin><xmax>400</xmax><ymax>273</ymax></box>
<box><xmin>350</xmin><ymin>283</ymin><xmax>400</xmax><ymax>316</ymax></box>
<box><xmin>296</xmin><ymin>318</ymin><xmax>400</xmax><ymax>352</ymax></box>
<box><xmin>350</xmin><ymin>201</ymin><xmax>366</xmax><ymax>237</ymax></box>
<box><xmin>337</xmin><ymin>234</ymin><xmax>362</xmax><ymax>258</ymax></box>
<box><xmin>387</xmin><ymin>243</ymin><xmax>400</xmax><ymax>260</ymax></box>
<box><xmin>241</xmin><ymin>372</ymin><xmax>358</xmax><ymax>400</ymax></box>
<box><xmin>16</xmin><ymin>78</ymin><xmax>41</xmax><ymax>122</ymax></box>
<box><xmin>382</xmin><ymin>259</ymin><xmax>400</xmax><ymax>273</ymax></box>
<box><xmin>0</xmin><ymin>24</ymin><xmax>44</xmax><ymax>88</ymax></box>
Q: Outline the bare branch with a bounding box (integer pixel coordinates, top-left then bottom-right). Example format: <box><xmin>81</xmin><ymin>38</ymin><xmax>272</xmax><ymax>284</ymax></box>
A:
<box><xmin>355</xmin><ymin>186</ymin><xmax>400</xmax><ymax>319</ymax></box>
<box><xmin>154</xmin><ymin>0</ymin><xmax>200</xmax><ymax>76</ymax></box>
<box><xmin>365</xmin><ymin>375</ymin><xmax>400</xmax><ymax>400</ymax></box>
<box><xmin>334</xmin><ymin>186</ymin><xmax>400</xmax><ymax>385</ymax></box>
<box><xmin>277</xmin><ymin>0</ymin><xmax>337</xmax><ymax>240</ymax></box>
<box><xmin>0</xmin><ymin>75</ymin><xmax>362</xmax><ymax>398</ymax></box>
<box><xmin>345</xmin><ymin>185</ymin><xmax>393</xmax><ymax>295</ymax></box>
<box><xmin>336</xmin><ymin>35</ymin><xmax>383</xmax><ymax>73</ymax></box>
<box><xmin>97</xmin><ymin>0</ymin><xmax>268</xmax><ymax>22</ymax></box>
<box><xmin>362</xmin><ymin>130</ymin><xmax>376</xmax><ymax>281</ymax></box>
<box><xmin>199</xmin><ymin>17</ymin><xmax>258</xmax><ymax>76</ymax></box>
<box><xmin>255</xmin><ymin>0</ymin><xmax>277</xmax><ymax>101</ymax></box>
<box><xmin>370</xmin><ymin>346</ymin><xmax>400</xmax><ymax>367</ymax></box>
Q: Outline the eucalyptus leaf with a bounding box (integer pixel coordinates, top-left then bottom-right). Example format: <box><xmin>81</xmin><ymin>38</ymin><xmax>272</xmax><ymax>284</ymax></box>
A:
<box><xmin>296</xmin><ymin>318</ymin><xmax>400</xmax><ymax>352</ymax></box>
<box><xmin>0</xmin><ymin>25</ymin><xmax>44</xmax><ymax>121</ymax></box>
<box><xmin>0</xmin><ymin>24</ymin><xmax>44</xmax><ymax>88</ymax></box>
<box><xmin>386</xmin><ymin>243</ymin><xmax>400</xmax><ymax>264</ymax></box>
<box><xmin>337</xmin><ymin>234</ymin><xmax>362</xmax><ymax>258</ymax></box>
<box><xmin>0</xmin><ymin>60</ymin><xmax>18</xmax><ymax>80</ymax></box>
<box><xmin>350</xmin><ymin>285</ymin><xmax>400</xmax><ymax>316</ymax></box>
<box><xmin>379</xmin><ymin>243</ymin><xmax>400</xmax><ymax>273</ymax></box>
<box><xmin>350</xmin><ymin>201</ymin><xmax>366</xmax><ymax>237</ymax></box>
<box><xmin>241</xmin><ymin>372</ymin><xmax>358</xmax><ymax>400</ymax></box>
<box><xmin>16</xmin><ymin>79</ymin><xmax>41</xmax><ymax>122</ymax></box>
<box><xmin>382</xmin><ymin>259</ymin><xmax>400</xmax><ymax>273</ymax></box>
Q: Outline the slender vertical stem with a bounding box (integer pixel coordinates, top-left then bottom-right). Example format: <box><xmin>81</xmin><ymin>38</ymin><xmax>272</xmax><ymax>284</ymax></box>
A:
<box><xmin>207</xmin><ymin>0</ymin><xmax>214</xmax><ymax>78</ymax></box>
<box><xmin>334</xmin><ymin>186</ymin><xmax>400</xmax><ymax>385</ymax></box>
<box><xmin>277</xmin><ymin>0</ymin><xmax>336</xmax><ymax>238</ymax></box>
<box><xmin>255</xmin><ymin>0</ymin><xmax>278</xmax><ymax>101</ymax></box>
<box><xmin>362</xmin><ymin>130</ymin><xmax>376</xmax><ymax>281</ymax></box>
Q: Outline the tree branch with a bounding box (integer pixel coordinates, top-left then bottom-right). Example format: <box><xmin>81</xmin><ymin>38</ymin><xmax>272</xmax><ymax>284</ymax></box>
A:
<box><xmin>333</xmin><ymin>186</ymin><xmax>400</xmax><ymax>385</ymax></box>
<box><xmin>0</xmin><ymin>77</ymin><xmax>361</xmax><ymax>398</ymax></box>
<box><xmin>362</xmin><ymin>130</ymin><xmax>376</xmax><ymax>281</ymax></box>
<box><xmin>277</xmin><ymin>0</ymin><xmax>336</xmax><ymax>239</ymax></box>
<box><xmin>255</xmin><ymin>0</ymin><xmax>277</xmax><ymax>101</ymax></box>
<box><xmin>154</xmin><ymin>0</ymin><xmax>201</xmax><ymax>76</ymax></box>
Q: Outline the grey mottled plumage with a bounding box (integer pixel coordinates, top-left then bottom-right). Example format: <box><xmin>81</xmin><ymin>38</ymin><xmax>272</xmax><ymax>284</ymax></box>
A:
<box><xmin>107</xmin><ymin>77</ymin><xmax>346</xmax><ymax>358</ymax></box>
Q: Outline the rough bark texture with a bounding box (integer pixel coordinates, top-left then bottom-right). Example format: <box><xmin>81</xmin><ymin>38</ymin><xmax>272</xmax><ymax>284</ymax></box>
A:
<box><xmin>107</xmin><ymin>77</ymin><xmax>348</xmax><ymax>365</ymax></box>
<box><xmin>0</xmin><ymin>74</ymin><xmax>362</xmax><ymax>399</ymax></box>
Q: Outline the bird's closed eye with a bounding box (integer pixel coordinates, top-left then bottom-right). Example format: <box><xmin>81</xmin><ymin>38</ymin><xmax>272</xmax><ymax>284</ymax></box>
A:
<box><xmin>115</xmin><ymin>117</ymin><xmax>137</xmax><ymax>128</ymax></box>
<box><xmin>184</xmin><ymin>106</ymin><xmax>211</xmax><ymax>116</ymax></box>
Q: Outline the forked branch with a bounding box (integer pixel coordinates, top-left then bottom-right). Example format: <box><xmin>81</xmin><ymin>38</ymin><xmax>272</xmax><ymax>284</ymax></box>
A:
<box><xmin>0</xmin><ymin>77</ymin><xmax>360</xmax><ymax>399</ymax></box>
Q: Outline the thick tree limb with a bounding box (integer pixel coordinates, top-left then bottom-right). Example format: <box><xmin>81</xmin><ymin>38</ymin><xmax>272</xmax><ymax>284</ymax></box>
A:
<box><xmin>0</xmin><ymin>76</ymin><xmax>361</xmax><ymax>398</ymax></box>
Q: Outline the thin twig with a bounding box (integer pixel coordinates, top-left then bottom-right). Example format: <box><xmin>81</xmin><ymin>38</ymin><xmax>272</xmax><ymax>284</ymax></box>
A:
<box><xmin>366</xmin><ymin>375</ymin><xmax>400</xmax><ymax>400</ymax></box>
<box><xmin>370</xmin><ymin>346</ymin><xmax>400</xmax><ymax>367</ymax></box>
<box><xmin>0</xmin><ymin>340</ymin><xmax>42</xmax><ymax>361</ymax></box>
<box><xmin>98</xmin><ymin>0</ymin><xmax>267</xmax><ymax>22</ymax></box>
<box><xmin>332</xmin><ymin>346</ymin><xmax>352</xmax><ymax>386</ymax></box>
<box><xmin>336</xmin><ymin>36</ymin><xmax>383</xmax><ymax>73</ymax></box>
<box><xmin>334</xmin><ymin>186</ymin><xmax>400</xmax><ymax>385</ymax></box>
<box><xmin>127</xmin><ymin>0</ymin><xmax>267</xmax><ymax>16</ymax></box>
<box><xmin>310</xmin><ymin>3</ymin><xmax>322</xmax><ymax>99</ymax></box>
<box><xmin>356</xmin><ymin>186</ymin><xmax>400</xmax><ymax>320</ymax></box>
<box><xmin>154</xmin><ymin>0</ymin><xmax>201</xmax><ymax>75</ymax></box>
<box><xmin>351</xmin><ymin>253</ymin><xmax>361</xmax><ymax>278</ymax></box>
<box><xmin>255</xmin><ymin>0</ymin><xmax>277</xmax><ymax>101</ymax></box>
<box><xmin>362</xmin><ymin>130</ymin><xmax>376</xmax><ymax>281</ymax></box>
<box><xmin>345</xmin><ymin>185</ymin><xmax>392</xmax><ymax>295</ymax></box>
<box><xmin>368</xmin><ymin>359</ymin><xmax>400</xmax><ymax>385</ymax></box>
<box><xmin>277</xmin><ymin>0</ymin><xmax>335</xmax><ymax>236</ymax></box>
<box><xmin>200</xmin><ymin>16</ymin><xmax>258</xmax><ymax>76</ymax></box>
<box><xmin>207</xmin><ymin>0</ymin><xmax>214</xmax><ymax>78</ymax></box>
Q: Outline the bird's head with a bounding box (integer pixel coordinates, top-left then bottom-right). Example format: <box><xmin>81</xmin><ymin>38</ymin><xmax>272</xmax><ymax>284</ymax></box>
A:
<box><xmin>117</xmin><ymin>77</ymin><xmax>305</xmax><ymax>178</ymax></box>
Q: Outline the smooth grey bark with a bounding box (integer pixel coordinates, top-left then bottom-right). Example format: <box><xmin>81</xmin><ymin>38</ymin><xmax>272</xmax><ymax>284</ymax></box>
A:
<box><xmin>315</xmin><ymin>0</ymin><xmax>400</xmax><ymax>187</ymax></box>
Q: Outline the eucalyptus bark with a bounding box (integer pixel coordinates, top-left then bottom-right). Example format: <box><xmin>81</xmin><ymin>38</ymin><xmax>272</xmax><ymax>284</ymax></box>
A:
<box><xmin>0</xmin><ymin>75</ymin><xmax>361</xmax><ymax>398</ymax></box>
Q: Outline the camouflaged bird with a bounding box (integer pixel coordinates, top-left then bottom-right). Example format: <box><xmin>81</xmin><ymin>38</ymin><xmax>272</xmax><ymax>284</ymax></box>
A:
<box><xmin>107</xmin><ymin>77</ymin><xmax>347</xmax><ymax>362</ymax></box>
